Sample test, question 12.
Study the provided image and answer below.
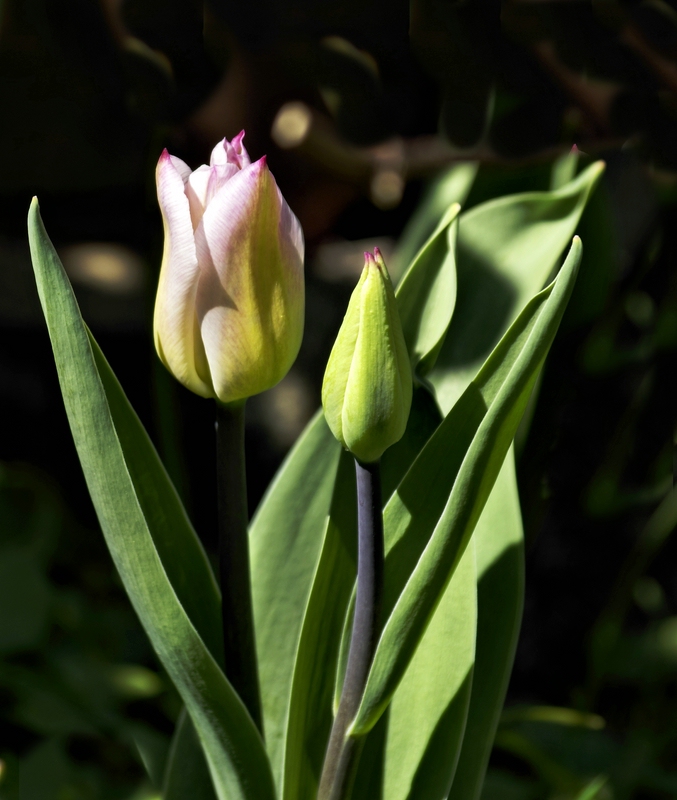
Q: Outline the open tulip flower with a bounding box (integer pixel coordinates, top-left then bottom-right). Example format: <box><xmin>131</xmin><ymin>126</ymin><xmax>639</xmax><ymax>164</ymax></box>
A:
<box><xmin>154</xmin><ymin>132</ymin><xmax>305</xmax><ymax>405</ymax></box>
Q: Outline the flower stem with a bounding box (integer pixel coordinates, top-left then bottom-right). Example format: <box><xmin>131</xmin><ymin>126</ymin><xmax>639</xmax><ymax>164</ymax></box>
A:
<box><xmin>317</xmin><ymin>458</ymin><xmax>384</xmax><ymax>800</ymax></box>
<box><xmin>216</xmin><ymin>400</ymin><xmax>262</xmax><ymax>733</ymax></box>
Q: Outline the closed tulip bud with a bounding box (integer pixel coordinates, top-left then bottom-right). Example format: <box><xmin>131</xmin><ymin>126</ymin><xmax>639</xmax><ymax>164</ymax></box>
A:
<box><xmin>154</xmin><ymin>132</ymin><xmax>305</xmax><ymax>404</ymax></box>
<box><xmin>322</xmin><ymin>248</ymin><xmax>412</xmax><ymax>463</ymax></box>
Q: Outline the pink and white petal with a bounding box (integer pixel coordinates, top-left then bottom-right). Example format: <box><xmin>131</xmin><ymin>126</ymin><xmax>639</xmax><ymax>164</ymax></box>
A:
<box><xmin>185</xmin><ymin>164</ymin><xmax>212</xmax><ymax>229</ymax></box>
<box><xmin>169</xmin><ymin>154</ymin><xmax>192</xmax><ymax>183</ymax></box>
<box><xmin>210</xmin><ymin>138</ymin><xmax>229</xmax><ymax>166</ymax></box>
<box><xmin>194</xmin><ymin>158</ymin><xmax>304</xmax><ymax>401</ymax></box>
<box><xmin>277</xmin><ymin>187</ymin><xmax>305</xmax><ymax>267</ymax></box>
<box><xmin>194</xmin><ymin>157</ymin><xmax>270</xmax><ymax>285</ymax></box>
<box><xmin>154</xmin><ymin>151</ymin><xmax>213</xmax><ymax>397</ymax></box>
<box><xmin>225</xmin><ymin>130</ymin><xmax>250</xmax><ymax>169</ymax></box>
<box><xmin>206</xmin><ymin>163</ymin><xmax>240</xmax><ymax>205</ymax></box>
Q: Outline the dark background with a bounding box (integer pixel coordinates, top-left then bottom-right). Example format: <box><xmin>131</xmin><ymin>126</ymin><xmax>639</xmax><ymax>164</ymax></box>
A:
<box><xmin>2</xmin><ymin>0</ymin><xmax>677</xmax><ymax>797</ymax></box>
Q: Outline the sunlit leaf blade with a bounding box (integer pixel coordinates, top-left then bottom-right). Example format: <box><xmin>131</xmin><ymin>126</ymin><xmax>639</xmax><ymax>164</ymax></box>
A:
<box><xmin>351</xmin><ymin>238</ymin><xmax>583</xmax><ymax>735</ymax></box>
<box><xmin>282</xmin><ymin>391</ymin><xmax>442</xmax><ymax>800</ymax></box>
<box><xmin>396</xmin><ymin>204</ymin><xmax>459</xmax><ymax>377</ymax></box>
<box><xmin>95</xmin><ymin>332</ymin><xmax>223</xmax><ymax>797</ymax></box>
<box><xmin>382</xmin><ymin>541</ymin><xmax>477</xmax><ymax>800</ymax></box>
<box><xmin>430</xmin><ymin>161</ymin><xmax>604</xmax><ymax>414</ymax></box>
<box><xmin>429</xmin><ymin>165</ymin><xmax>603</xmax><ymax>799</ymax></box>
<box><xmin>249</xmin><ymin>411</ymin><xmax>341</xmax><ymax>790</ymax></box>
<box><xmin>89</xmin><ymin>335</ymin><xmax>222</xmax><ymax>663</ymax></box>
<box><xmin>27</xmin><ymin>199</ymin><xmax>275</xmax><ymax>800</ymax></box>
<box><xmin>447</xmin><ymin>449</ymin><xmax>524</xmax><ymax>800</ymax></box>
<box><xmin>393</xmin><ymin>162</ymin><xmax>478</xmax><ymax>279</ymax></box>
<box><xmin>282</xmin><ymin>451</ymin><xmax>357</xmax><ymax>800</ymax></box>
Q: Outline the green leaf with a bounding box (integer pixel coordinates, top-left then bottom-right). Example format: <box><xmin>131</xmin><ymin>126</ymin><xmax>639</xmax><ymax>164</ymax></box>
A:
<box><xmin>429</xmin><ymin>161</ymin><xmax>604</xmax><ymax>414</ymax></box>
<box><xmin>281</xmin><ymin>390</ymin><xmax>441</xmax><ymax>800</ymax></box>
<box><xmin>249</xmin><ymin>411</ymin><xmax>342</xmax><ymax>790</ymax></box>
<box><xmin>396</xmin><ymin>203</ymin><xmax>459</xmax><ymax>377</ymax></box>
<box><xmin>381</xmin><ymin>540</ymin><xmax>477</xmax><ymax>800</ymax></box>
<box><xmin>90</xmin><ymin>336</ymin><xmax>223</xmax><ymax>664</ymax></box>
<box><xmin>351</xmin><ymin>238</ymin><xmax>583</xmax><ymax>735</ymax></box>
<box><xmin>392</xmin><ymin>162</ymin><xmax>478</xmax><ymax>280</ymax></box>
<box><xmin>282</xmin><ymin>450</ymin><xmax>357</xmax><ymax>800</ymax></box>
<box><xmin>447</xmin><ymin>448</ymin><xmax>524</xmax><ymax>800</ymax></box>
<box><xmin>28</xmin><ymin>199</ymin><xmax>275</xmax><ymax>800</ymax></box>
<box><xmin>429</xmin><ymin>164</ymin><xmax>603</xmax><ymax>800</ymax></box>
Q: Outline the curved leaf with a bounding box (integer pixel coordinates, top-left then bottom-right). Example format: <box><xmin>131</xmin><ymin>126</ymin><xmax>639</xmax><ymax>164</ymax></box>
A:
<box><xmin>430</xmin><ymin>161</ymin><xmax>604</xmax><ymax>413</ymax></box>
<box><xmin>396</xmin><ymin>204</ymin><xmax>459</xmax><ymax>377</ymax></box>
<box><xmin>28</xmin><ymin>200</ymin><xmax>275</xmax><ymax>800</ymax></box>
<box><xmin>281</xmin><ymin>450</ymin><xmax>356</xmax><ymax>800</ymax></box>
<box><xmin>351</xmin><ymin>238</ymin><xmax>583</xmax><ymax>734</ymax></box>
<box><xmin>281</xmin><ymin>390</ymin><xmax>442</xmax><ymax>800</ymax></box>
<box><xmin>428</xmin><ymin>165</ymin><xmax>604</xmax><ymax>800</ymax></box>
<box><xmin>249</xmin><ymin>411</ymin><xmax>341</xmax><ymax>789</ymax></box>
<box><xmin>90</xmin><ymin>337</ymin><xmax>222</xmax><ymax>663</ymax></box>
<box><xmin>382</xmin><ymin>541</ymin><xmax>477</xmax><ymax>800</ymax></box>
<box><xmin>447</xmin><ymin>448</ymin><xmax>524</xmax><ymax>800</ymax></box>
<box><xmin>393</xmin><ymin>162</ymin><xmax>478</xmax><ymax>279</ymax></box>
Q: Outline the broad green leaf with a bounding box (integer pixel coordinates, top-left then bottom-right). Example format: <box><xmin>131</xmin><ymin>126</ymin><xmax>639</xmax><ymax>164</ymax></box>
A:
<box><xmin>447</xmin><ymin>449</ymin><xmax>524</xmax><ymax>800</ymax></box>
<box><xmin>396</xmin><ymin>204</ymin><xmax>459</xmax><ymax>377</ymax></box>
<box><xmin>282</xmin><ymin>451</ymin><xmax>357</xmax><ymax>800</ymax></box>
<box><xmin>393</xmin><ymin>162</ymin><xmax>478</xmax><ymax>279</ymax></box>
<box><xmin>28</xmin><ymin>200</ymin><xmax>275</xmax><ymax>800</ymax></box>
<box><xmin>382</xmin><ymin>541</ymin><xmax>477</xmax><ymax>800</ymax></box>
<box><xmin>351</xmin><ymin>238</ymin><xmax>583</xmax><ymax>734</ymax></box>
<box><xmin>282</xmin><ymin>390</ymin><xmax>441</xmax><ymax>800</ymax></box>
<box><xmin>429</xmin><ymin>165</ymin><xmax>603</xmax><ymax>800</ymax></box>
<box><xmin>90</xmin><ymin>337</ymin><xmax>222</xmax><ymax>664</ymax></box>
<box><xmin>429</xmin><ymin>161</ymin><xmax>604</xmax><ymax>413</ymax></box>
<box><xmin>249</xmin><ymin>411</ymin><xmax>341</xmax><ymax>789</ymax></box>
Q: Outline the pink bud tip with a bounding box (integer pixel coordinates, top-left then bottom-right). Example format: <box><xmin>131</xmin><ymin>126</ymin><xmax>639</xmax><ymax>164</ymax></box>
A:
<box><xmin>571</xmin><ymin>144</ymin><xmax>579</xmax><ymax>154</ymax></box>
<box><xmin>364</xmin><ymin>251</ymin><xmax>376</xmax><ymax>266</ymax></box>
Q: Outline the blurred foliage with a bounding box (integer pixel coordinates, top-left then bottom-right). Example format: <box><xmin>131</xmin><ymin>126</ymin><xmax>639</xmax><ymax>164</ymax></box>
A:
<box><xmin>0</xmin><ymin>462</ymin><xmax>177</xmax><ymax>798</ymax></box>
<box><xmin>2</xmin><ymin>0</ymin><xmax>677</xmax><ymax>797</ymax></box>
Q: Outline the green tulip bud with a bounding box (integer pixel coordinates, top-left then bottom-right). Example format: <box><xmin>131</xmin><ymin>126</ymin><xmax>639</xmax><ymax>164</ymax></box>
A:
<box><xmin>322</xmin><ymin>248</ymin><xmax>412</xmax><ymax>463</ymax></box>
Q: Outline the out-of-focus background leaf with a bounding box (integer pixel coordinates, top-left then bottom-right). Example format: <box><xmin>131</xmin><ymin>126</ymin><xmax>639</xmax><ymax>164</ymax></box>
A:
<box><xmin>3</xmin><ymin>0</ymin><xmax>677</xmax><ymax>797</ymax></box>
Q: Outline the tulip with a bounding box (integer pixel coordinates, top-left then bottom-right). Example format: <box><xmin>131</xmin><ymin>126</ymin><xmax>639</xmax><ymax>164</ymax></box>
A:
<box><xmin>154</xmin><ymin>132</ymin><xmax>305</xmax><ymax>404</ymax></box>
<box><xmin>322</xmin><ymin>248</ymin><xmax>412</xmax><ymax>463</ymax></box>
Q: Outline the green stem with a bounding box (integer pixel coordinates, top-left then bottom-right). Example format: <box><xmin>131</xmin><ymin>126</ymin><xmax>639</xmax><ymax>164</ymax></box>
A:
<box><xmin>317</xmin><ymin>458</ymin><xmax>384</xmax><ymax>800</ymax></box>
<box><xmin>216</xmin><ymin>400</ymin><xmax>262</xmax><ymax>732</ymax></box>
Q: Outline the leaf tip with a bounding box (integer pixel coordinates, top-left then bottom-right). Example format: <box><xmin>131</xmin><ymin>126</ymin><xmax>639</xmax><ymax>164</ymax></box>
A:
<box><xmin>592</xmin><ymin>159</ymin><xmax>606</xmax><ymax>179</ymax></box>
<box><xmin>28</xmin><ymin>196</ymin><xmax>40</xmax><ymax>220</ymax></box>
<box><xmin>570</xmin><ymin>234</ymin><xmax>583</xmax><ymax>261</ymax></box>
